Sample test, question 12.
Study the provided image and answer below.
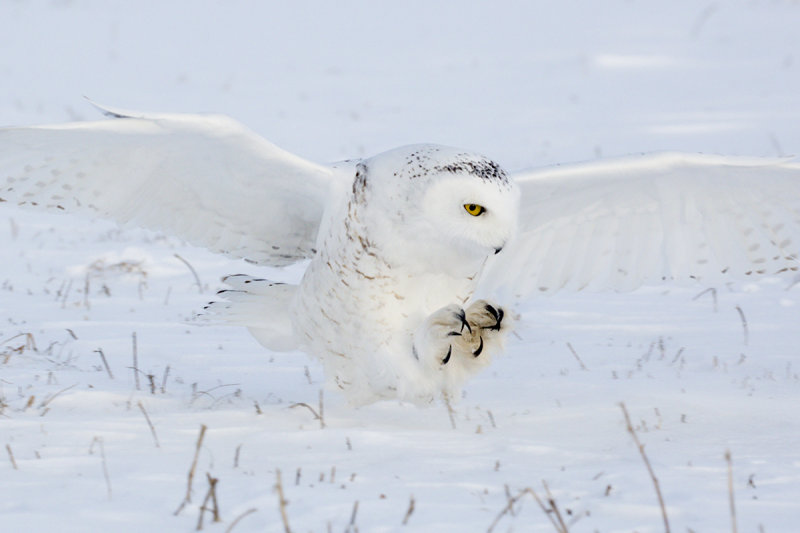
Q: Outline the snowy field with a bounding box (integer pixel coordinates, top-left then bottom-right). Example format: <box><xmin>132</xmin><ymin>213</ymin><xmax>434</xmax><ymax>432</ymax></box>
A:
<box><xmin>2</xmin><ymin>1</ymin><xmax>800</xmax><ymax>532</ymax></box>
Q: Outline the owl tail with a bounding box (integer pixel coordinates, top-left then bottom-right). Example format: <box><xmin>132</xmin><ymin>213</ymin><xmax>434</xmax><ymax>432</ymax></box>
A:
<box><xmin>202</xmin><ymin>274</ymin><xmax>299</xmax><ymax>352</ymax></box>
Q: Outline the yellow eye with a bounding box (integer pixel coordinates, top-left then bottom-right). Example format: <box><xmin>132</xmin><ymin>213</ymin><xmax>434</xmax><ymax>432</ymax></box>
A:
<box><xmin>464</xmin><ymin>203</ymin><xmax>485</xmax><ymax>216</ymax></box>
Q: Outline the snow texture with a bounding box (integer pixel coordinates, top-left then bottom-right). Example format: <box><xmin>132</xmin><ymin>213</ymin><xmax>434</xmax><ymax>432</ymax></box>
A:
<box><xmin>1</xmin><ymin>1</ymin><xmax>799</xmax><ymax>532</ymax></box>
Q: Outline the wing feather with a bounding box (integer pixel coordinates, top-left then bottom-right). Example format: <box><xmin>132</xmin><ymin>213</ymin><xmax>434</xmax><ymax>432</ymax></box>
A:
<box><xmin>483</xmin><ymin>152</ymin><xmax>800</xmax><ymax>299</ymax></box>
<box><xmin>0</xmin><ymin>107</ymin><xmax>336</xmax><ymax>266</ymax></box>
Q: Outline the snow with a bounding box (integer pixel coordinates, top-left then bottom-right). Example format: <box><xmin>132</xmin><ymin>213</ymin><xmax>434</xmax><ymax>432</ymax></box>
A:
<box><xmin>1</xmin><ymin>1</ymin><xmax>799</xmax><ymax>531</ymax></box>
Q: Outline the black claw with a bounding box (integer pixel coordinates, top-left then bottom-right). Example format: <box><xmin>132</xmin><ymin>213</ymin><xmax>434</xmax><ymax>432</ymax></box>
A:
<box><xmin>486</xmin><ymin>304</ymin><xmax>504</xmax><ymax>331</ymax></box>
<box><xmin>473</xmin><ymin>336</ymin><xmax>484</xmax><ymax>357</ymax></box>
<box><xmin>442</xmin><ymin>345</ymin><xmax>452</xmax><ymax>365</ymax></box>
<box><xmin>447</xmin><ymin>331</ymin><xmax>462</xmax><ymax>337</ymax></box>
<box><xmin>456</xmin><ymin>309</ymin><xmax>471</xmax><ymax>334</ymax></box>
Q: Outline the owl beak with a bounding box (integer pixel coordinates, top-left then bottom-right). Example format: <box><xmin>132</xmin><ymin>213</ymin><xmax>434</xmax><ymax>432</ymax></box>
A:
<box><xmin>493</xmin><ymin>245</ymin><xmax>503</xmax><ymax>255</ymax></box>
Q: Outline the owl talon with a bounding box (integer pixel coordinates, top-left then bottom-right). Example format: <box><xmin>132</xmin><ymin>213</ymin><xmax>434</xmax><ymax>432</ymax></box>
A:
<box><xmin>485</xmin><ymin>304</ymin><xmax>504</xmax><ymax>331</ymax></box>
<box><xmin>442</xmin><ymin>345</ymin><xmax>452</xmax><ymax>365</ymax></box>
<box><xmin>472</xmin><ymin>336</ymin><xmax>484</xmax><ymax>357</ymax></box>
<box><xmin>455</xmin><ymin>309</ymin><xmax>471</xmax><ymax>334</ymax></box>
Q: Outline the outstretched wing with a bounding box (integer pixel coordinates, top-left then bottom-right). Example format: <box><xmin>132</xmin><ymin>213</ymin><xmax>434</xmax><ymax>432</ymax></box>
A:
<box><xmin>482</xmin><ymin>152</ymin><xmax>800</xmax><ymax>299</ymax></box>
<box><xmin>0</xmin><ymin>105</ymin><xmax>335</xmax><ymax>266</ymax></box>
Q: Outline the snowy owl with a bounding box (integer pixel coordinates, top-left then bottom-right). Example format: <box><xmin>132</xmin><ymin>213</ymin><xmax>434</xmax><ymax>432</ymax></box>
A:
<box><xmin>2</xmin><ymin>103</ymin><xmax>800</xmax><ymax>404</ymax></box>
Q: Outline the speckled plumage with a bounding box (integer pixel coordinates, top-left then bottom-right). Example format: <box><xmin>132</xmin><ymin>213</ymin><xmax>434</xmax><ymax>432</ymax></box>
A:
<box><xmin>3</xmin><ymin>106</ymin><xmax>800</xmax><ymax>405</ymax></box>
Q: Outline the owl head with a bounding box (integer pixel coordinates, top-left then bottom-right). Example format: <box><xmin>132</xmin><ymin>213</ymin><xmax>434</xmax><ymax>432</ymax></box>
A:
<box><xmin>352</xmin><ymin>144</ymin><xmax>520</xmax><ymax>273</ymax></box>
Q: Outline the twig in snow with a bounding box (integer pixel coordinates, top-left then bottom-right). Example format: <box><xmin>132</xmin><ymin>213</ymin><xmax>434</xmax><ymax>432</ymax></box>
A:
<box><xmin>83</xmin><ymin>272</ymin><xmax>91</xmax><ymax>309</ymax></box>
<box><xmin>60</xmin><ymin>279</ymin><xmax>72</xmax><ymax>308</ymax></box>
<box><xmin>620</xmin><ymin>403</ymin><xmax>670</xmax><ymax>533</ymax></box>
<box><xmin>94</xmin><ymin>348</ymin><xmax>114</xmax><ymax>379</ymax></box>
<box><xmin>319</xmin><ymin>389</ymin><xmax>326</xmax><ymax>429</ymax></box>
<box><xmin>566</xmin><ymin>342</ymin><xmax>588</xmax><ymax>370</ymax></box>
<box><xmin>289</xmin><ymin>390</ymin><xmax>325</xmax><ymax>429</ymax></box>
<box><xmin>692</xmin><ymin>287</ymin><xmax>718</xmax><ymax>312</ymax></box>
<box><xmin>225</xmin><ymin>508</ymin><xmax>258</xmax><ymax>533</ymax></box>
<box><xmin>528</xmin><ymin>486</ymin><xmax>567</xmax><ymax>533</ymax></box>
<box><xmin>6</xmin><ymin>444</ymin><xmax>18</xmax><ymax>470</ymax></box>
<box><xmin>726</xmin><ymin>450</ymin><xmax>738</xmax><ymax>533</ymax></box>
<box><xmin>542</xmin><ymin>480</ymin><xmax>569</xmax><ymax>533</ymax></box>
<box><xmin>443</xmin><ymin>393</ymin><xmax>457</xmax><ymax>429</ymax></box>
<box><xmin>175</xmin><ymin>253</ymin><xmax>203</xmax><ymax>293</ymax></box>
<box><xmin>234</xmin><ymin>444</ymin><xmax>242</xmax><ymax>469</ymax></box>
<box><xmin>196</xmin><ymin>473</ymin><xmax>221</xmax><ymax>530</ymax></box>
<box><xmin>0</xmin><ymin>332</ymin><xmax>38</xmax><ymax>352</ymax></box>
<box><xmin>161</xmin><ymin>365</ymin><xmax>170</xmax><ymax>393</ymax></box>
<box><xmin>89</xmin><ymin>436</ymin><xmax>112</xmax><ymax>500</ymax></box>
<box><xmin>402</xmin><ymin>495</ymin><xmax>415</xmax><ymax>525</ymax></box>
<box><xmin>735</xmin><ymin>306</ymin><xmax>749</xmax><ymax>346</ymax></box>
<box><xmin>137</xmin><ymin>401</ymin><xmax>160</xmax><ymax>448</ymax></box>
<box><xmin>175</xmin><ymin>424</ymin><xmax>208</xmax><ymax>515</ymax></box>
<box><xmin>289</xmin><ymin>402</ymin><xmax>320</xmax><ymax>421</ymax></box>
<box><xmin>39</xmin><ymin>383</ymin><xmax>77</xmax><ymax>416</ymax></box>
<box><xmin>132</xmin><ymin>332</ymin><xmax>140</xmax><ymax>390</ymax></box>
<box><xmin>487</xmin><ymin>487</ymin><xmax>567</xmax><ymax>533</ymax></box>
<box><xmin>345</xmin><ymin>500</ymin><xmax>359</xmax><ymax>533</ymax></box>
<box><xmin>275</xmin><ymin>469</ymin><xmax>292</xmax><ymax>533</ymax></box>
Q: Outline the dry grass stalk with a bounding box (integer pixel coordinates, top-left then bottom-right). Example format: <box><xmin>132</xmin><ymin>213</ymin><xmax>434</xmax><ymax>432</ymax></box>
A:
<box><xmin>196</xmin><ymin>473</ymin><xmax>221</xmax><ymax>530</ymax></box>
<box><xmin>487</xmin><ymin>410</ymin><xmax>496</xmax><ymax>429</ymax></box>
<box><xmin>620</xmin><ymin>403</ymin><xmax>670</xmax><ymax>533</ymax></box>
<box><xmin>692</xmin><ymin>287</ymin><xmax>718</xmax><ymax>312</ymax></box>
<box><xmin>735</xmin><ymin>306</ymin><xmax>749</xmax><ymax>346</ymax></box>
<box><xmin>1</xmin><ymin>332</ymin><xmax>38</xmax><ymax>362</ymax></box>
<box><xmin>566</xmin><ymin>342</ymin><xmax>588</xmax><ymax>370</ymax></box>
<box><xmin>89</xmin><ymin>436</ymin><xmax>112</xmax><ymax>500</ymax></box>
<box><xmin>542</xmin><ymin>481</ymin><xmax>569</xmax><ymax>533</ymax></box>
<box><xmin>137</xmin><ymin>401</ymin><xmax>160</xmax><ymax>448</ymax></box>
<box><xmin>487</xmin><ymin>487</ymin><xmax>568</xmax><ymax>533</ymax></box>
<box><xmin>132</xmin><ymin>332</ymin><xmax>140</xmax><ymax>390</ymax></box>
<box><xmin>174</xmin><ymin>253</ymin><xmax>203</xmax><ymax>293</ymax></box>
<box><xmin>319</xmin><ymin>389</ymin><xmax>326</xmax><ymax>429</ymax></box>
<box><xmin>94</xmin><ymin>348</ymin><xmax>114</xmax><ymax>379</ymax></box>
<box><xmin>275</xmin><ymin>469</ymin><xmax>292</xmax><ymax>533</ymax></box>
<box><xmin>225</xmin><ymin>508</ymin><xmax>258</xmax><ymax>533</ymax></box>
<box><xmin>6</xmin><ymin>444</ymin><xmax>18</xmax><ymax>470</ymax></box>
<box><xmin>443</xmin><ymin>393</ymin><xmax>457</xmax><ymax>429</ymax></box>
<box><xmin>402</xmin><ymin>495</ymin><xmax>415</xmax><ymax>525</ymax></box>
<box><xmin>725</xmin><ymin>450</ymin><xmax>738</xmax><ymax>533</ymax></box>
<box><xmin>161</xmin><ymin>365</ymin><xmax>171</xmax><ymax>393</ymax></box>
<box><xmin>289</xmin><ymin>391</ymin><xmax>325</xmax><ymax>429</ymax></box>
<box><xmin>234</xmin><ymin>444</ymin><xmax>242</xmax><ymax>469</ymax></box>
<box><xmin>345</xmin><ymin>500</ymin><xmax>359</xmax><ymax>533</ymax></box>
<box><xmin>175</xmin><ymin>424</ymin><xmax>208</xmax><ymax>515</ymax></box>
<box><xmin>39</xmin><ymin>383</ymin><xmax>77</xmax><ymax>416</ymax></box>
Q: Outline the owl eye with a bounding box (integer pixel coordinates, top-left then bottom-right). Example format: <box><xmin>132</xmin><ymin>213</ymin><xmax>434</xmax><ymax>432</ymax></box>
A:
<box><xmin>464</xmin><ymin>203</ymin><xmax>486</xmax><ymax>216</ymax></box>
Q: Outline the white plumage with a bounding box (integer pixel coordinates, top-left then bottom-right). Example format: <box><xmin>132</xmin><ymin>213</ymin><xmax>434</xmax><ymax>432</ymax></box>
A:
<box><xmin>2</xmin><ymin>104</ymin><xmax>799</xmax><ymax>404</ymax></box>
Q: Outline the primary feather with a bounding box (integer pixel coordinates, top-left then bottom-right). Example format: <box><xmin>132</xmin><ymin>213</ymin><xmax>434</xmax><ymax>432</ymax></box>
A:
<box><xmin>480</xmin><ymin>152</ymin><xmax>800</xmax><ymax>300</ymax></box>
<box><xmin>0</xmin><ymin>106</ymin><xmax>334</xmax><ymax>266</ymax></box>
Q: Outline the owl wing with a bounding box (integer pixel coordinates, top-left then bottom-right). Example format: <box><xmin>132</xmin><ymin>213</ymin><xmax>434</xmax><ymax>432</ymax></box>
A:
<box><xmin>482</xmin><ymin>152</ymin><xmax>800</xmax><ymax>299</ymax></box>
<box><xmin>0</xmin><ymin>104</ymin><xmax>336</xmax><ymax>266</ymax></box>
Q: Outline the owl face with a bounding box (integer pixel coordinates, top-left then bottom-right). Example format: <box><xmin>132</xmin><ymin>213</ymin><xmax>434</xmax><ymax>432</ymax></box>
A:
<box><xmin>357</xmin><ymin>144</ymin><xmax>519</xmax><ymax>270</ymax></box>
<box><xmin>420</xmin><ymin>172</ymin><xmax>519</xmax><ymax>256</ymax></box>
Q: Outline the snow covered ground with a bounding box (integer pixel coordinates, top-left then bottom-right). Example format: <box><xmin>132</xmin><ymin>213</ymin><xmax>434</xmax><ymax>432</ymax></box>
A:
<box><xmin>2</xmin><ymin>1</ymin><xmax>799</xmax><ymax>531</ymax></box>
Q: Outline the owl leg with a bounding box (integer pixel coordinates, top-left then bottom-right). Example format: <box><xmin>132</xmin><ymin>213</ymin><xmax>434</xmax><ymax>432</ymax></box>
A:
<box><xmin>412</xmin><ymin>301</ymin><xmax>510</xmax><ymax>397</ymax></box>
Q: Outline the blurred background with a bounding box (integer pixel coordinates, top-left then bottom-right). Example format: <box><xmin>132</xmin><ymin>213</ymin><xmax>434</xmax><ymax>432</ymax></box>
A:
<box><xmin>2</xmin><ymin>0</ymin><xmax>798</xmax><ymax>170</ymax></box>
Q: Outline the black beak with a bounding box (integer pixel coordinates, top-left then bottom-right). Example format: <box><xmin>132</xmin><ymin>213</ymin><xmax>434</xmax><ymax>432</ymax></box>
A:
<box><xmin>494</xmin><ymin>246</ymin><xmax>503</xmax><ymax>255</ymax></box>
